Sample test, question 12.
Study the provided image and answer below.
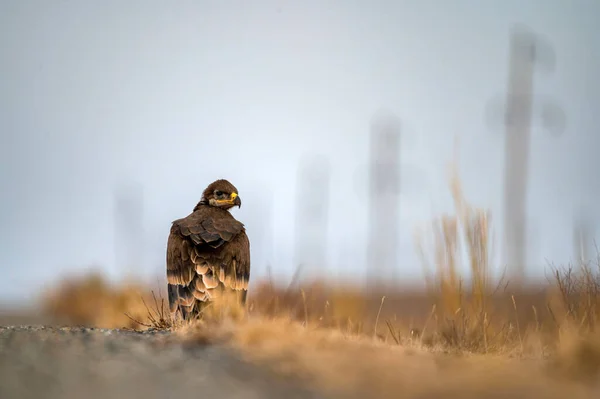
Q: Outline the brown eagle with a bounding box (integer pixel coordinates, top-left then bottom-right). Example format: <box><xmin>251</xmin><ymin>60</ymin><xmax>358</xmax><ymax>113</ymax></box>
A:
<box><xmin>166</xmin><ymin>179</ymin><xmax>250</xmax><ymax>321</ymax></box>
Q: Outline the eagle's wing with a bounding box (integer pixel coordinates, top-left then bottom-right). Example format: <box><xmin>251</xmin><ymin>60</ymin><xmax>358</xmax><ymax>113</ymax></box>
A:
<box><xmin>166</xmin><ymin>210</ymin><xmax>250</xmax><ymax>315</ymax></box>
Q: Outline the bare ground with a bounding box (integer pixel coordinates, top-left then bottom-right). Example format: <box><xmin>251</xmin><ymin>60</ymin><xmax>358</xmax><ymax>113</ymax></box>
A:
<box><xmin>0</xmin><ymin>325</ymin><xmax>323</xmax><ymax>399</ymax></box>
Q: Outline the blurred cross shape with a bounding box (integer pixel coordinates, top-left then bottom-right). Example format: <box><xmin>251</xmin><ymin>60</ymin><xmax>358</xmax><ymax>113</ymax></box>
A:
<box><xmin>511</xmin><ymin>24</ymin><xmax>556</xmax><ymax>73</ymax></box>
<box><xmin>526</xmin><ymin>218</ymin><xmax>541</xmax><ymax>268</ymax></box>
<box><xmin>353</xmin><ymin>110</ymin><xmax>428</xmax><ymax>202</ymax></box>
<box><xmin>304</xmin><ymin>193</ymin><xmax>327</xmax><ymax>222</ymax></box>
<box><xmin>365</xmin><ymin>109</ymin><xmax>404</xmax><ymax>288</ymax></box>
<box><xmin>540</xmin><ymin>102</ymin><xmax>566</xmax><ymax>136</ymax></box>
<box><xmin>483</xmin><ymin>24</ymin><xmax>565</xmax><ymax>284</ymax></box>
<box><xmin>511</xmin><ymin>24</ymin><xmax>557</xmax><ymax>73</ymax></box>
<box><xmin>353</xmin><ymin>162</ymin><xmax>428</xmax><ymax>201</ymax></box>
<box><xmin>296</xmin><ymin>155</ymin><xmax>330</xmax><ymax>222</ymax></box>
<box><xmin>484</xmin><ymin>25</ymin><xmax>565</xmax><ymax>138</ymax></box>
<box><xmin>572</xmin><ymin>206</ymin><xmax>597</xmax><ymax>266</ymax></box>
<box><xmin>485</xmin><ymin>94</ymin><xmax>566</xmax><ymax>136</ymax></box>
<box><xmin>294</xmin><ymin>154</ymin><xmax>330</xmax><ymax>282</ymax></box>
<box><xmin>371</xmin><ymin>161</ymin><xmax>400</xmax><ymax>194</ymax></box>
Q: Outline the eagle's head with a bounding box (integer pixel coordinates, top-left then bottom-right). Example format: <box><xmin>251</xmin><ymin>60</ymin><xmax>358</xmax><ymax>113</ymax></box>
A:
<box><xmin>197</xmin><ymin>179</ymin><xmax>241</xmax><ymax>211</ymax></box>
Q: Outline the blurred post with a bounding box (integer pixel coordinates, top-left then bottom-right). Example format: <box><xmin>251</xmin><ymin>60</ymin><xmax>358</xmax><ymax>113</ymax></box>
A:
<box><xmin>113</xmin><ymin>181</ymin><xmax>145</xmax><ymax>278</ymax></box>
<box><xmin>573</xmin><ymin>208</ymin><xmax>595</xmax><ymax>268</ymax></box>
<box><xmin>501</xmin><ymin>26</ymin><xmax>558</xmax><ymax>286</ymax></box>
<box><xmin>293</xmin><ymin>155</ymin><xmax>330</xmax><ymax>285</ymax></box>
<box><xmin>367</xmin><ymin>110</ymin><xmax>401</xmax><ymax>291</ymax></box>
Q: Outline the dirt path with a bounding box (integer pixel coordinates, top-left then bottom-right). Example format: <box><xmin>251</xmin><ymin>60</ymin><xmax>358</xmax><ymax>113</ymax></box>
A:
<box><xmin>0</xmin><ymin>325</ymin><xmax>324</xmax><ymax>399</ymax></box>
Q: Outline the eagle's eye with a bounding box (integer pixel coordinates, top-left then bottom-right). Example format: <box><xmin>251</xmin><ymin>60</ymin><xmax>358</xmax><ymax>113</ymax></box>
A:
<box><xmin>214</xmin><ymin>190</ymin><xmax>225</xmax><ymax>198</ymax></box>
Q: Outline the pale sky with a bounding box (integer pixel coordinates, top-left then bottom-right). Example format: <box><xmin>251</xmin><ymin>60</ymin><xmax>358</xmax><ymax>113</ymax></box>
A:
<box><xmin>1</xmin><ymin>0</ymin><xmax>599</xmax><ymax>305</ymax></box>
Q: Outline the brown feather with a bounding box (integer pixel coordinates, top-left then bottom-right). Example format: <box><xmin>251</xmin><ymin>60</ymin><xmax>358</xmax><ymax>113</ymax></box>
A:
<box><xmin>195</xmin><ymin>263</ymin><xmax>209</xmax><ymax>275</ymax></box>
<box><xmin>176</xmin><ymin>286</ymin><xmax>196</xmax><ymax>307</ymax></box>
<box><xmin>202</xmin><ymin>273</ymin><xmax>219</xmax><ymax>289</ymax></box>
<box><xmin>194</xmin><ymin>276</ymin><xmax>207</xmax><ymax>292</ymax></box>
<box><xmin>192</xmin><ymin>289</ymin><xmax>209</xmax><ymax>302</ymax></box>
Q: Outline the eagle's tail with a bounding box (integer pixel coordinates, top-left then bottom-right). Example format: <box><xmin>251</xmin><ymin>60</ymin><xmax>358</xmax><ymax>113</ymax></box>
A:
<box><xmin>167</xmin><ymin>280</ymin><xmax>248</xmax><ymax>323</ymax></box>
<box><xmin>167</xmin><ymin>283</ymin><xmax>206</xmax><ymax>322</ymax></box>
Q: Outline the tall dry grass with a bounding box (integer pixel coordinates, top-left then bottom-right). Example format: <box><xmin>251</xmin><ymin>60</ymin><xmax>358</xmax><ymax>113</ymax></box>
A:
<box><xmin>414</xmin><ymin>159</ymin><xmax>499</xmax><ymax>352</ymax></box>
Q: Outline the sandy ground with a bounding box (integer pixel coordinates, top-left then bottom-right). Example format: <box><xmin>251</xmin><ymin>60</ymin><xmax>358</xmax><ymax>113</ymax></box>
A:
<box><xmin>0</xmin><ymin>324</ymin><xmax>323</xmax><ymax>399</ymax></box>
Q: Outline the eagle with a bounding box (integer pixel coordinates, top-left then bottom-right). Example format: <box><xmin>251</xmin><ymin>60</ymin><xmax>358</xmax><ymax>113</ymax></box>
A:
<box><xmin>166</xmin><ymin>179</ymin><xmax>250</xmax><ymax>321</ymax></box>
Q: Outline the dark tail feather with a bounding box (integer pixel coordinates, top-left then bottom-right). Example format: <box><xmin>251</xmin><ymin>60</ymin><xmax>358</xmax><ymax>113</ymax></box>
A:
<box><xmin>180</xmin><ymin>302</ymin><xmax>204</xmax><ymax>321</ymax></box>
<box><xmin>167</xmin><ymin>283</ymin><xmax>179</xmax><ymax>315</ymax></box>
<box><xmin>168</xmin><ymin>283</ymin><xmax>207</xmax><ymax>321</ymax></box>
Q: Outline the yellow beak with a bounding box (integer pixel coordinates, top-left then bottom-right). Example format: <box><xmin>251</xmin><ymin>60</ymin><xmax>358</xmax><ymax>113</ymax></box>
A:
<box><xmin>231</xmin><ymin>192</ymin><xmax>241</xmax><ymax>208</ymax></box>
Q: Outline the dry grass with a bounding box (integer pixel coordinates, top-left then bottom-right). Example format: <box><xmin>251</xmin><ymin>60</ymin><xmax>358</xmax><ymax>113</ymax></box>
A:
<box><xmin>39</xmin><ymin>263</ymin><xmax>600</xmax><ymax>398</ymax></box>
<box><xmin>180</xmin><ymin>297</ymin><xmax>598</xmax><ymax>399</ymax></box>
<box><xmin>38</xmin><ymin>158</ymin><xmax>600</xmax><ymax>397</ymax></box>
<box><xmin>41</xmin><ymin>272</ymin><xmax>173</xmax><ymax>329</ymax></box>
<box><xmin>37</xmin><ymin>273</ymin><xmax>600</xmax><ymax>397</ymax></box>
<box><xmin>413</xmin><ymin>159</ymin><xmax>520</xmax><ymax>354</ymax></box>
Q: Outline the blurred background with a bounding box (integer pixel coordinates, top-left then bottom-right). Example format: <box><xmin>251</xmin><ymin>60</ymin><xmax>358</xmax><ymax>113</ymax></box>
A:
<box><xmin>1</xmin><ymin>0</ymin><xmax>599</xmax><ymax>308</ymax></box>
